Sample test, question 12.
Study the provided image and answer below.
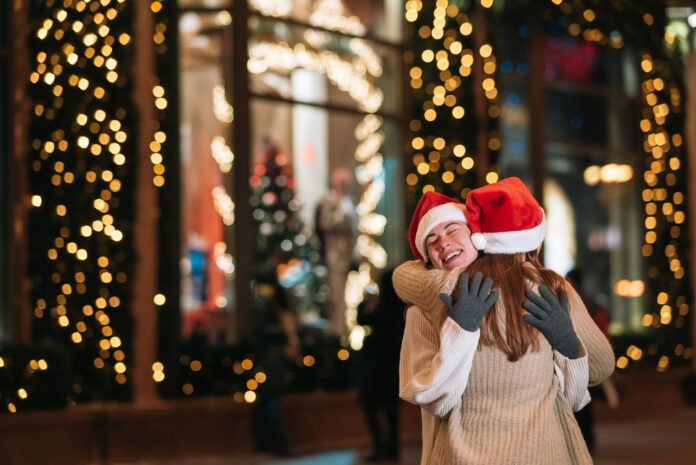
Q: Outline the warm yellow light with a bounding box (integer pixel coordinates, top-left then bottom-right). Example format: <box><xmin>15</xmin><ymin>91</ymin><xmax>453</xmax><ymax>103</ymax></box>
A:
<box><xmin>460</xmin><ymin>22</ymin><xmax>473</xmax><ymax>36</ymax></box>
<box><xmin>657</xmin><ymin>355</ymin><xmax>669</xmax><ymax>371</ymax></box>
<box><xmin>642</xmin><ymin>314</ymin><xmax>653</xmax><ymax>327</ymax></box>
<box><xmin>303</xmin><ymin>355</ymin><xmax>316</xmax><ymax>367</ymax></box>
<box><xmin>31</xmin><ymin>195</ymin><xmax>42</xmax><ymax>207</ymax></box>
<box><xmin>641</xmin><ymin>59</ymin><xmax>653</xmax><ymax>73</ymax></box>
<box><xmin>486</xmin><ymin>172</ymin><xmax>499</xmax><ymax>184</ymax></box>
<box><xmin>154</xmin><ymin>293</ymin><xmax>166</xmax><ymax>306</ymax></box>
<box><xmin>616</xmin><ymin>356</ymin><xmax>628</xmax><ymax>369</ymax></box>
<box><xmin>190</xmin><ymin>360</ymin><xmax>202</xmax><ymax>372</ymax></box>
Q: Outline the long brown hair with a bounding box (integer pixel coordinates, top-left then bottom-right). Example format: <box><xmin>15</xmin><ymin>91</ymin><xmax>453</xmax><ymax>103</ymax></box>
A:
<box><xmin>466</xmin><ymin>250</ymin><xmax>567</xmax><ymax>362</ymax></box>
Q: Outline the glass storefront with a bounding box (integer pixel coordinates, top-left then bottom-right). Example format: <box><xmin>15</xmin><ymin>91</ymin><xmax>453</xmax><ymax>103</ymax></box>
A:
<box><xmin>496</xmin><ymin>15</ymin><xmax>646</xmax><ymax>334</ymax></box>
<box><xmin>178</xmin><ymin>0</ymin><xmax>404</xmax><ymax>345</ymax></box>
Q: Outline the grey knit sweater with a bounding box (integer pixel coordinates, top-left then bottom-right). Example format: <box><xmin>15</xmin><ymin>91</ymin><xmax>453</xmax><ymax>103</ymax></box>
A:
<box><xmin>394</xmin><ymin>260</ymin><xmax>615</xmax><ymax>465</ymax></box>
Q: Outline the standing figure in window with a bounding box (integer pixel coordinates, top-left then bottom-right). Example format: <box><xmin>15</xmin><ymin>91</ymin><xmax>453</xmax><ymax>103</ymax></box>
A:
<box><xmin>315</xmin><ymin>168</ymin><xmax>357</xmax><ymax>334</ymax></box>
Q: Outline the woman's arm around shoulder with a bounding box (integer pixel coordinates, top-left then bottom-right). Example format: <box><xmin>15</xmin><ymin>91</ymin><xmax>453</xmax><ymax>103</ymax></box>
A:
<box><xmin>399</xmin><ymin>304</ymin><xmax>480</xmax><ymax>417</ymax></box>
<box><xmin>392</xmin><ymin>260</ymin><xmax>462</xmax><ymax>311</ymax></box>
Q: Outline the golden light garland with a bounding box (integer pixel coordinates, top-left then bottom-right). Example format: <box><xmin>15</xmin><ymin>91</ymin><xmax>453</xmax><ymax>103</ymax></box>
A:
<box><xmin>637</xmin><ymin>52</ymin><xmax>689</xmax><ymax>373</ymax></box>
<box><xmin>247</xmin><ymin>42</ymin><xmax>384</xmax><ymax>113</ymax></box>
<box><xmin>406</xmin><ymin>0</ymin><xmax>501</xmax><ymax>197</ymax></box>
<box><xmin>28</xmin><ymin>0</ymin><xmax>133</xmax><ymax>402</ymax></box>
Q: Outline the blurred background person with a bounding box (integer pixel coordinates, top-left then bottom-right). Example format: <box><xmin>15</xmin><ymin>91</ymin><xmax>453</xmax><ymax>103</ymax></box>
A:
<box><xmin>566</xmin><ymin>268</ymin><xmax>620</xmax><ymax>455</ymax></box>
<box><xmin>316</xmin><ymin>167</ymin><xmax>358</xmax><ymax>334</ymax></box>
<box><xmin>357</xmin><ymin>268</ymin><xmax>405</xmax><ymax>462</ymax></box>
<box><xmin>251</xmin><ymin>271</ymin><xmax>301</xmax><ymax>456</ymax></box>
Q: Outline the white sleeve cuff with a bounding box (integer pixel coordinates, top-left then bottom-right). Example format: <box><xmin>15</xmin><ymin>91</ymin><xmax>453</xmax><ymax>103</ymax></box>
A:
<box><xmin>554</xmin><ymin>340</ymin><xmax>591</xmax><ymax>412</ymax></box>
<box><xmin>411</xmin><ymin>318</ymin><xmax>480</xmax><ymax>416</ymax></box>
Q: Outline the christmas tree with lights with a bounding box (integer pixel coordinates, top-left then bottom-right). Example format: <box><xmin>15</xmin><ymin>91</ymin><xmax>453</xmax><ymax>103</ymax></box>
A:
<box><xmin>249</xmin><ymin>137</ymin><xmax>328</xmax><ymax>317</ymax></box>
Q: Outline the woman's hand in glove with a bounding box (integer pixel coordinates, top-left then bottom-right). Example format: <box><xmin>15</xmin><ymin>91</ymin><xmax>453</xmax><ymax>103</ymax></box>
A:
<box><xmin>522</xmin><ymin>285</ymin><xmax>580</xmax><ymax>359</ymax></box>
<box><xmin>439</xmin><ymin>272</ymin><xmax>499</xmax><ymax>332</ymax></box>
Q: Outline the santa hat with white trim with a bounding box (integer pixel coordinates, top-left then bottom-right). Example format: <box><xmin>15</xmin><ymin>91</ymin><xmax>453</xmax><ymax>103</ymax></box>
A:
<box><xmin>465</xmin><ymin>177</ymin><xmax>546</xmax><ymax>254</ymax></box>
<box><xmin>409</xmin><ymin>191</ymin><xmax>467</xmax><ymax>262</ymax></box>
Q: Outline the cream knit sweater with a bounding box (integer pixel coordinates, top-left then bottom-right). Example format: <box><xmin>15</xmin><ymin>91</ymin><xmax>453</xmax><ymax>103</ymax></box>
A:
<box><xmin>394</xmin><ymin>260</ymin><xmax>615</xmax><ymax>465</ymax></box>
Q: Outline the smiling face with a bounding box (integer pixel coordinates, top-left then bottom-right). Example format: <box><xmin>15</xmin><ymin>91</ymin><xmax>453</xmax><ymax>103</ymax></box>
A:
<box><xmin>425</xmin><ymin>220</ymin><xmax>478</xmax><ymax>270</ymax></box>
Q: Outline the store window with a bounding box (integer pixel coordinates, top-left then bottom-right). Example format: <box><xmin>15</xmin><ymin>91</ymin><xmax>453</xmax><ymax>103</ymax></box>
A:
<box><xmin>496</xmin><ymin>14</ymin><xmax>645</xmax><ymax>334</ymax></box>
<box><xmin>179</xmin><ymin>0</ymin><xmax>404</xmax><ymax>345</ymax></box>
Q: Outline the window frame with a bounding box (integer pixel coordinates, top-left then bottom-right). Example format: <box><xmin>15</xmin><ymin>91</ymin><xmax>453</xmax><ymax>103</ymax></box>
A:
<box><xmin>177</xmin><ymin>1</ymin><xmax>407</xmax><ymax>340</ymax></box>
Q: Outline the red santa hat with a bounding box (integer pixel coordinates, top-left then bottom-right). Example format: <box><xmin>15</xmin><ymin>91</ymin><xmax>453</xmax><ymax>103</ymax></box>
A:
<box><xmin>465</xmin><ymin>177</ymin><xmax>546</xmax><ymax>254</ymax></box>
<box><xmin>409</xmin><ymin>191</ymin><xmax>467</xmax><ymax>262</ymax></box>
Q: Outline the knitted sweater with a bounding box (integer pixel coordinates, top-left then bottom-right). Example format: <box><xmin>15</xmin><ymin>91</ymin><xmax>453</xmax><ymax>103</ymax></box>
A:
<box><xmin>394</xmin><ymin>260</ymin><xmax>615</xmax><ymax>465</ymax></box>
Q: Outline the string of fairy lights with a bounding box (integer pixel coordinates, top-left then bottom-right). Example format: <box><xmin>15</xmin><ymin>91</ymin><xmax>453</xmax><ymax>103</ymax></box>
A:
<box><xmin>24</xmin><ymin>0</ymin><xmax>135</xmax><ymax>410</ymax></box>
<box><xmin>623</xmin><ymin>50</ymin><xmax>691</xmax><ymax>371</ymax></box>
<box><xmin>404</xmin><ymin>0</ymin><xmax>500</xmax><ymax>203</ymax></box>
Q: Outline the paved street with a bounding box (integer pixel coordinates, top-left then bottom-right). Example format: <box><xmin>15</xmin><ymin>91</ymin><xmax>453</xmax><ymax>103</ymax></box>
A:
<box><xmin>127</xmin><ymin>406</ymin><xmax>696</xmax><ymax>465</ymax></box>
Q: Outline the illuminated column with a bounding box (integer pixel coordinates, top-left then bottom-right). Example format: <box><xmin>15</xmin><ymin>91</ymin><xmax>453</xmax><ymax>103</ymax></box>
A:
<box><xmin>686</xmin><ymin>34</ymin><xmax>696</xmax><ymax>371</ymax></box>
<box><xmin>9</xmin><ymin>0</ymin><xmax>31</xmax><ymax>343</ymax></box>
<box><xmin>291</xmin><ymin>69</ymin><xmax>329</xmax><ymax>228</ymax></box>
<box><xmin>384</xmin><ymin>0</ymin><xmax>402</xmax><ymax>42</ymax></box>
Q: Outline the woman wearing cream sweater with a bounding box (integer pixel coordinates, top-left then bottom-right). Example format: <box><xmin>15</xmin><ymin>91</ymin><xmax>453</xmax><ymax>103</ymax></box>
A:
<box><xmin>396</xmin><ymin>178</ymin><xmax>615</xmax><ymax>464</ymax></box>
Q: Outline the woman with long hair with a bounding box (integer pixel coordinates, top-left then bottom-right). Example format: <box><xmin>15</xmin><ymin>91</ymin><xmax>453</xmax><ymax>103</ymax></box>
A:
<box><xmin>395</xmin><ymin>178</ymin><xmax>614</xmax><ymax>464</ymax></box>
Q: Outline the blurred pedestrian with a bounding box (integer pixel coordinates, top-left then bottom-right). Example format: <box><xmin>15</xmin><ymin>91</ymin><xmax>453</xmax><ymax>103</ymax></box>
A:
<box><xmin>251</xmin><ymin>271</ymin><xmax>301</xmax><ymax>456</ymax></box>
<box><xmin>357</xmin><ymin>268</ymin><xmax>405</xmax><ymax>462</ymax></box>
<box><xmin>566</xmin><ymin>268</ymin><xmax>620</xmax><ymax>455</ymax></box>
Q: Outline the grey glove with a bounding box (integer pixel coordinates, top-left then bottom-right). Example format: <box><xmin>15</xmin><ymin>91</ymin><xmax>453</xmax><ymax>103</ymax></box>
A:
<box><xmin>522</xmin><ymin>285</ymin><xmax>580</xmax><ymax>359</ymax></box>
<box><xmin>439</xmin><ymin>272</ymin><xmax>499</xmax><ymax>332</ymax></box>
